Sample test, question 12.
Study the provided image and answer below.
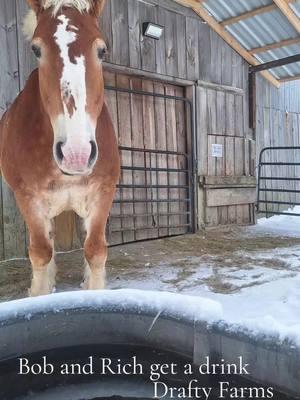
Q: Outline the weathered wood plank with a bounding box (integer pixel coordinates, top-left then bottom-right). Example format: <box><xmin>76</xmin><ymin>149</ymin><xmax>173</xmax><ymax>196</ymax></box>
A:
<box><xmin>156</xmin><ymin>6</ymin><xmax>167</xmax><ymax>76</ymax></box>
<box><xmin>207</xmin><ymin>89</ymin><xmax>217</xmax><ymax>135</ymax></box>
<box><xmin>55</xmin><ymin>212</ymin><xmax>82</xmax><ymax>251</ymax></box>
<box><xmin>198</xmin><ymin>22</ymin><xmax>211</xmax><ymax>82</ymax></box>
<box><xmin>117</xmin><ymin>74</ymin><xmax>134</xmax><ymax>243</ymax></box>
<box><xmin>176</xmin><ymin>13</ymin><xmax>187</xmax><ymax>79</ymax></box>
<box><xmin>225</xmin><ymin>93</ymin><xmax>235</xmax><ymax>136</ymax></box>
<box><xmin>15</xmin><ymin>0</ymin><xmax>37</xmax><ymax>90</ymax></box>
<box><xmin>104</xmin><ymin>71</ymin><xmax>122</xmax><ymax>245</ymax></box>
<box><xmin>164</xmin><ymin>9</ymin><xmax>178</xmax><ymax>78</ymax></box>
<box><xmin>130</xmin><ymin>77</ymin><xmax>148</xmax><ymax>241</ymax></box>
<box><xmin>225</xmin><ymin>137</ymin><xmax>235</xmax><ymax>176</ymax></box>
<box><xmin>165</xmin><ymin>84</ymin><xmax>180</xmax><ymax>235</ymax></box>
<box><xmin>111</xmin><ymin>0</ymin><xmax>129</xmax><ymax>66</ymax></box>
<box><xmin>175</xmin><ymin>85</ymin><xmax>188</xmax><ymax>232</ymax></box>
<box><xmin>100</xmin><ymin>0</ymin><xmax>112</xmax><ymax>61</ymax></box>
<box><xmin>127</xmin><ymin>0</ymin><xmax>141</xmax><ymax>69</ymax></box>
<box><xmin>0</xmin><ymin>0</ymin><xmax>27</xmax><ymax>259</ymax></box>
<box><xmin>216</xmin><ymin>91</ymin><xmax>225</xmax><ymax>136</ymax></box>
<box><xmin>216</xmin><ymin>136</ymin><xmax>225</xmax><ymax>177</ymax></box>
<box><xmin>142</xmin><ymin>79</ymin><xmax>157</xmax><ymax>239</ymax></box>
<box><xmin>206</xmin><ymin>188</ymin><xmax>257</xmax><ymax>207</ymax></box>
<box><xmin>207</xmin><ymin>135</ymin><xmax>216</xmax><ymax>176</ymax></box>
<box><xmin>139</xmin><ymin>1</ymin><xmax>156</xmax><ymax>72</ymax></box>
<box><xmin>186</xmin><ymin>16</ymin><xmax>199</xmax><ymax>80</ymax></box>
<box><xmin>204</xmin><ymin>176</ymin><xmax>256</xmax><ymax>187</ymax></box>
<box><xmin>222</xmin><ymin>43</ymin><xmax>232</xmax><ymax>86</ymax></box>
<box><xmin>154</xmin><ymin>82</ymin><xmax>168</xmax><ymax>236</ymax></box>
<box><xmin>210</xmin><ymin>31</ymin><xmax>222</xmax><ymax>84</ymax></box>
<box><xmin>235</xmin><ymin>94</ymin><xmax>244</xmax><ymax>137</ymax></box>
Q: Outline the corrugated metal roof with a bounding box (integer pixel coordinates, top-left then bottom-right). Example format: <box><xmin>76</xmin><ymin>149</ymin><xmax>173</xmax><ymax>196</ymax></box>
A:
<box><xmin>202</xmin><ymin>0</ymin><xmax>300</xmax><ymax>81</ymax></box>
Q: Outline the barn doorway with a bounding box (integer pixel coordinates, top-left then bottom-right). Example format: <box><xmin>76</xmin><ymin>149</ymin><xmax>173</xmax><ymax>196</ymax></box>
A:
<box><xmin>105</xmin><ymin>72</ymin><xmax>196</xmax><ymax>246</ymax></box>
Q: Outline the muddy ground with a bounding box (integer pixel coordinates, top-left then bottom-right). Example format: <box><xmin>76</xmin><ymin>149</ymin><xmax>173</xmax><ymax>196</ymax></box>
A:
<box><xmin>1</xmin><ymin>225</ymin><xmax>300</xmax><ymax>302</ymax></box>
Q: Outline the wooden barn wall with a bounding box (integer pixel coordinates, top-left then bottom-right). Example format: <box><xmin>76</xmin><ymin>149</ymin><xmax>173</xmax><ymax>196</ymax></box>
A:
<box><xmin>0</xmin><ymin>0</ymin><xmax>254</xmax><ymax>259</ymax></box>
<box><xmin>256</xmin><ymin>76</ymin><xmax>300</xmax><ymax>216</ymax></box>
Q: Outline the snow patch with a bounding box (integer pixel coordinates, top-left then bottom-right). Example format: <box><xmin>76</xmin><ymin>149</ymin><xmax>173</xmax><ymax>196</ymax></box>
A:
<box><xmin>252</xmin><ymin>206</ymin><xmax>300</xmax><ymax>237</ymax></box>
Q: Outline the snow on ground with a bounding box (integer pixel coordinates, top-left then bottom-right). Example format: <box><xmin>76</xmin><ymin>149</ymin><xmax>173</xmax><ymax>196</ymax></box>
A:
<box><xmin>196</xmin><ymin>274</ymin><xmax>300</xmax><ymax>346</ymax></box>
<box><xmin>1</xmin><ymin>211</ymin><xmax>300</xmax><ymax>348</ymax></box>
<box><xmin>248</xmin><ymin>205</ymin><xmax>300</xmax><ymax>237</ymax></box>
<box><xmin>110</xmin><ymin>210</ymin><xmax>300</xmax><ymax>346</ymax></box>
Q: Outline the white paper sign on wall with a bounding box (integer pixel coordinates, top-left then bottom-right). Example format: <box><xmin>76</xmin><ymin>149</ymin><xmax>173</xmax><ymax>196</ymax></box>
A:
<box><xmin>211</xmin><ymin>144</ymin><xmax>223</xmax><ymax>158</ymax></box>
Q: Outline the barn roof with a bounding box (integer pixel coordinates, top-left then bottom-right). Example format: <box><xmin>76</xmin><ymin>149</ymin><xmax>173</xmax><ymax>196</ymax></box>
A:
<box><xmin>175</xmin><ymin>0</ymin><xmax>300</xmax><ymax>87</ymax></box>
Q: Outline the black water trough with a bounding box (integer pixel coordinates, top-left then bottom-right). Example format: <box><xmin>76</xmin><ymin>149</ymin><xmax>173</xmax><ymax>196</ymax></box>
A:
<box><xmin>0</xmin><ymin>290</ymin><xmax>298</xmax><ymax>399</ymax></box>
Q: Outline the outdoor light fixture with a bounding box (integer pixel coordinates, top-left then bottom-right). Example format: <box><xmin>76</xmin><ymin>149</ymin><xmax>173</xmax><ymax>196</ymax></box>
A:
<box><xmin>143</xmin><ymin>22</ymin><xmax>164</xmax><ymax>40</ymax></box>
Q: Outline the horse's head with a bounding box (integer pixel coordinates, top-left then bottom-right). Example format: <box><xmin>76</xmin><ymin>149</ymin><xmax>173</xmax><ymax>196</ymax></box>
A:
<box><xmin>25</xmin><ymin>0</ymin><xmax>107</xmax><ymax>176</ymax></box>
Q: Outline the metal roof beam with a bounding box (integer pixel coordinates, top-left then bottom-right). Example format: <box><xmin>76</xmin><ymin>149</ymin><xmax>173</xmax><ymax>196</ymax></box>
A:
<box><xmin>220</xmin><ymin>0</ymin><xmax>296</xmax><ymax>26</ymax></box>
<box><xmin>173</xmin><ymin>0</ymin><xmax>280</xmax><ymax>87</ymax></box>
<box><xmin>273</xmin><ymin>0</ymin><xmax>300</xmax><ymax>34</ymax></box>
<box><xmin>279</xmin><ymin>73</ymin><xmax>300</xmax><ymax>82</ymax></box>
<box><xmin>221</xmin><ymin>5</ymin><xmax>277</xmax><ymax>26</ymax></box>
<box><xmin>249</xmin><ymin>53</ymin><xmax>300</xmax><ymax>73</ymax></box>
<box><xmin>250</xmin><ymin>37</ymin><xmax>300</xmax><ymax>54</ymax></box>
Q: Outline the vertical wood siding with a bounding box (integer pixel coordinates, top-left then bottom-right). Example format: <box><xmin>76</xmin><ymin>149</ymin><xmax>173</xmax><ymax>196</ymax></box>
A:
<box><xmin>99</xmin><ymin>0</ymin><xmax>248</xmax><ymax>85</ymax></box>
<box><xmin>197</xmin><ymin>84</ymin><xmax>256</xmax><ymax>227</ymax></box>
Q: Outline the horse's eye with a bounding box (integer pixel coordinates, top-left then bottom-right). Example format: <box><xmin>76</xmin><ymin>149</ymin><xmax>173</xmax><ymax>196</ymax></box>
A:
<box><xmin>97</xmin><ymin>47</ymin><xmax>107</xmax><ymax>61</ymax></box>
<box><xmin>32</xmin><ymin>44</ymin><xmax>41</xmax><ymax>59</ymax></box>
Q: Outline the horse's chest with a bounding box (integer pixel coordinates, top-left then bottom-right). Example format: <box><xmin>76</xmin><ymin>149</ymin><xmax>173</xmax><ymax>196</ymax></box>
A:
<box><xmin>45</xmin><ymin>186</ymin><xmax>91</xmax><ymax>219</ymax></box>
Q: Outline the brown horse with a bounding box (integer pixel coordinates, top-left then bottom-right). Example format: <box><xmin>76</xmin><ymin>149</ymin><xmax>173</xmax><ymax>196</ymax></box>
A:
<box><xmin>0</xmin><ymin>0</ymin><xmax>120</xmax><ymax>296</ymax></box>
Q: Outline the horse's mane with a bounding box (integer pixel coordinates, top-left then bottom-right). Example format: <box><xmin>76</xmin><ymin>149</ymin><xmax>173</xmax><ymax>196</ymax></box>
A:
<box><xmin>44</xmin><ymin>0</ymin><xmax>92</xmax><ymax>15</ymax></box>
<box><xmin>23</xmin><ymin>0</ymin><xmax>92</xmax><ymax>41</ymax></box>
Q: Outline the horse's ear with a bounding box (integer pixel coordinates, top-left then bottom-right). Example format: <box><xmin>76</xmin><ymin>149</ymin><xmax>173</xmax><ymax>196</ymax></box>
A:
<box><xmin>26</xmin><ymin>0</ymin><xmax>42</xmax><ymax>14</ymax></box>
<box><xmin>90</xmin><ymin>0</ymin><xmax>106</xmax><ymax>17</ymax></box>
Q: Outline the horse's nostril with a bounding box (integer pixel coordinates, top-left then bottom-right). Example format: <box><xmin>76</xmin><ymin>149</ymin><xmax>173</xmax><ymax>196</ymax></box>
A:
<box><xmin>89</xmin><ymin>141</ymin><xmax>98</xmax><ymax>166</ymax></box>
<box><xmin>56</xmin><ymin>141</ymin><xmax>64</xmax><ymax>162</ymax></box>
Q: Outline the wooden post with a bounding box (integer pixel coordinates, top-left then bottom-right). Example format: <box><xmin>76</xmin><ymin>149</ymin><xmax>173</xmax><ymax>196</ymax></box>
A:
<box><xmin>249</xmin><ymin>71</ymin><xmax>256</xmax><ymax>131</ymax></box>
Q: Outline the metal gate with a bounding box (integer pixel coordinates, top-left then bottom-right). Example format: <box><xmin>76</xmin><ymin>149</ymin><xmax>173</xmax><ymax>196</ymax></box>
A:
<box><xmin>105</xmin><ymin>83</ymin><xmax>196</xmax><ymax>245</ymax></box>
<box><xmin>257</xmin><ymin>146</ymin><xmax>300</xmax><ymax>216</ymax></box>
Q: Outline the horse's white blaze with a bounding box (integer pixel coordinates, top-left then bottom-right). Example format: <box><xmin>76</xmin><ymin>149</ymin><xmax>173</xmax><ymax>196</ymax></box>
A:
<box><xmin>53</xmin><ymin>14</ymin><xmax>95</xmax><ymax>154</ymax></box>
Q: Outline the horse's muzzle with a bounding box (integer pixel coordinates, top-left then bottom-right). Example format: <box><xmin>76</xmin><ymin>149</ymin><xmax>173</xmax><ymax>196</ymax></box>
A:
<box><xmin>54</xmin><ymin>140</ymin><xmax>98</xmax><ymax>176</ymax></box>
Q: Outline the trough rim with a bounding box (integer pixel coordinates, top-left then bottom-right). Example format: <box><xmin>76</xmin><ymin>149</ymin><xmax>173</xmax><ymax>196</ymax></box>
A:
<box><xmin>0</xmin><ymin>289</ymin><xmax>299</xmax><ymax>398</ymax></box>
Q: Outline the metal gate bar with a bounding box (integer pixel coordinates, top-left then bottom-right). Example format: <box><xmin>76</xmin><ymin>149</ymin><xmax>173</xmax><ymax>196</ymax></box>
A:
<box><xmin>104</xmin><ymin>84</ymin><xmax>196</xmax><ymax>243</ymax></box>
<box><xmin>111</xmin><ymin>147</ymin><xmax>192</xmax><ymax>238</ymax></box>
<box><xmin>257</xmin><ymin>146</ymin><xmax>300</xmax><ymax>216</ymax></box>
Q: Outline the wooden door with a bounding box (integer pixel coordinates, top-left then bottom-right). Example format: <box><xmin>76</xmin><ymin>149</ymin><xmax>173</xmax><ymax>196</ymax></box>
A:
<box><xmin>105</xmin><ymin>71</ymin><xmax>193</xmax><ymax>245</ymax></box>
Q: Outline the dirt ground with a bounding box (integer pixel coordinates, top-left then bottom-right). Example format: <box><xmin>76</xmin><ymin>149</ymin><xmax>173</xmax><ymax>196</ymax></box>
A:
<box><xmin>1</xmin><ymin>225</ymin><xmax>300</xmax><ymax>302</ymax></box>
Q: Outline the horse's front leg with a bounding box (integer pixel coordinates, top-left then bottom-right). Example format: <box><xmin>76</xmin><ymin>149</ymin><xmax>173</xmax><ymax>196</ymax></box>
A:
<box><xmin>16</xmin><ymin>194</ymin><xmax>56</xmax><ymax>297</ymax></box>
<box><xmin>83</xmin><ymin>191</ymin><xmax>115</xmax><ymax>290</ymax></box>
<box><xmin>29</xmin><ymin>222</ymin><xmax>56</xmax><ymax>297</ymax></box>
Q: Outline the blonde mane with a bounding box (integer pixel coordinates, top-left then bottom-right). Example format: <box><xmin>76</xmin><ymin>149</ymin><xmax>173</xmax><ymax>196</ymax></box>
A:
<box><xmin>43</xmin><ymin>0</ymin><xmax>91</xmax><ymax>15</ymax></box>
<box><xmin>22</xmin><ymin>0</ymin><xmax>92</xmax><ymax>40</ymax></box>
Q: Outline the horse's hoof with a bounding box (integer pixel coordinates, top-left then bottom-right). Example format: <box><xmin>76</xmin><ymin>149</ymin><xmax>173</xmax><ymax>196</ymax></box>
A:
<box><xmin>28</xmin><ymin>282</ymin><xmax>53</xmax><ymax>297</ymax></box>
<box><xmin>81</xmin><ymin>279</ymin><xmax>105</xmax><ymax>290</ymax></box>
<box><xmin>28</xmin><ymin>288</ymin><xmax>51</xmax><ymax>297</ymax></box>
<box><xmin>81</xmin><ymin>279</ymin><xmax>89</xmax><ymax>290</ymax></box>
